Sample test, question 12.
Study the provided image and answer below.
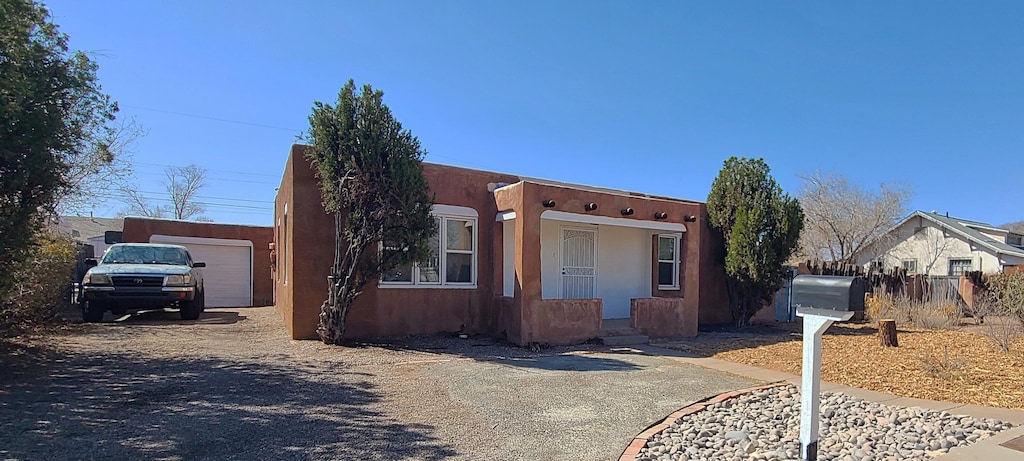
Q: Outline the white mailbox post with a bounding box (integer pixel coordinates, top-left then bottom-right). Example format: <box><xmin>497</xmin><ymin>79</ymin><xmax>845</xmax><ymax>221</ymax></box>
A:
<box><xmin>791</xmin><ymin>275</ymin><xmax>866</xmax><ymax>461</ymax></box>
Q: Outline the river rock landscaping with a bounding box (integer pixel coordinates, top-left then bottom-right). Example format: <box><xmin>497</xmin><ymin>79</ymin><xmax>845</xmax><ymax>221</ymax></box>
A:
<box><xmin>635</xmin><ymin>385</ymin><xmax>1013</xmax><ymax>461</ymax></box>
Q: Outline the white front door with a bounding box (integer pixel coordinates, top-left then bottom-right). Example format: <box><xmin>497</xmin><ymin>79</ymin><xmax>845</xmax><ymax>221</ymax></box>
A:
<box><xmin>560</xmin><ymin>228</ymin><xmax>597</xmax><ymax>299</ymax></box>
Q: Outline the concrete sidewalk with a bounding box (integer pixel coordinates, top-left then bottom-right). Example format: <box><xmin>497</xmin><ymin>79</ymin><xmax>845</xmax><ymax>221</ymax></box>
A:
<box><xmin>632</xmin><ymin>344</ymin><xmax>1024</xmax><ymax>460</ymax></box>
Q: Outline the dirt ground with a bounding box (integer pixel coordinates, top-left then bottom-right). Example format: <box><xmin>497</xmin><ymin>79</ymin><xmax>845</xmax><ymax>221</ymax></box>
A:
<box><xmin>0</xmin><ymin>306</ymin><xmax>755</xmax><ymax>461</ymax></box>
<box><xmin>658</xmin><ymin>318</ymin><xmax>1024</xmax><ymax>410</ymax></box>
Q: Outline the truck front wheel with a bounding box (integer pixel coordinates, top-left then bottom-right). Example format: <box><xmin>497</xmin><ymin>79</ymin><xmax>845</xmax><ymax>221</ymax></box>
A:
<box><xmin>180</xmin><ymin>290</ymin><xmax>203</xmax><ymax>320</ymax></box>
<box><xmin>81</xmin><ymin>300</ymin><xmax>105</xmax><ymax>323</ymax></box>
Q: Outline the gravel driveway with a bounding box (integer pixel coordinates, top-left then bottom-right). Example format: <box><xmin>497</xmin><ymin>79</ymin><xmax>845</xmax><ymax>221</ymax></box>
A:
<box><xmin>0</xmin><ymin>306</ymin><xmax>757</xmax><ymax>460</ymax></box>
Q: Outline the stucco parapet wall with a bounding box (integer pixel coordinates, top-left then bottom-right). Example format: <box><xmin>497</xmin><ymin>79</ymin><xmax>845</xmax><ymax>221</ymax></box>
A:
<box><xmin>492</xmin><ymin>181</ymin><xmax>524</xmax><ymax>212</ymax></box>
<box><xmin>124</xmin><ymin>216</ymin><xmax>273</xmax><ymax>229</ymax></box>
<box><xmin>495</xmin><ymin>181</ymin><xmax>703</xmax><ymax>226</ymax></box>
<box><xmin>631</xmin><ymin>297</ymin><xmax>696</xmax><ymax>338</ymax></box>
<box><xmin>499</xmin><ymin>179</ymin><xmax>704</xmax><ymax>205</ymax></box>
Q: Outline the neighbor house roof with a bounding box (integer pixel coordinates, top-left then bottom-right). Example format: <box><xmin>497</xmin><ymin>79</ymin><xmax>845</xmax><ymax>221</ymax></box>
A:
<box><xmin>54</xmin><ymin>216</ymin><xmax>124</xmax><ymax>244</ymax></box>
<box><xmin>897</xmin><ymin>211</ymin><xmax>1024</xmax><ymax>259</ymax></box>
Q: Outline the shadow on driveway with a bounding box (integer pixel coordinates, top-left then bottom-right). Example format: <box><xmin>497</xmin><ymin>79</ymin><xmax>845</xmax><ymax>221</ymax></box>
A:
<box><xmin>347</xmin><ymin>335</ymin><xmax>643</xmax><ymax>372</ymax></box>
<box><xmin>102</xmin><ymin>309</ymin><xmax>247</xmax><ymax>326</ymax></box>
<box><xmin>493</xmin><ymin>353</ymin><xmax>641</xmax><ymax>372</ymax></box>
<box><xmin>0</xmin><ymin>341</ymin><xmax>456</xmax><ymax>460</ymax></box>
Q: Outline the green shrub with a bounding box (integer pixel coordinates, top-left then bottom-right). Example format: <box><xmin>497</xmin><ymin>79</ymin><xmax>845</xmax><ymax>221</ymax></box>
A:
<box><xmin>0</xmin><ymin>231</ymin><xmax>78</xmax><ymax>336</ymax></box>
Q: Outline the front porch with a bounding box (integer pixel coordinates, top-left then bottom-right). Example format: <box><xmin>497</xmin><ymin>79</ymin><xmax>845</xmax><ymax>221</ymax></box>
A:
<box><xmin>493</xmin><ymin>180</ymin><xmax>704</xmax><ymax>346</ymax></box>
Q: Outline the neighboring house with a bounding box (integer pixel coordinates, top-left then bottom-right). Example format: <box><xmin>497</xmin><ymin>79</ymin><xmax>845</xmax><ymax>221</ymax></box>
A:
<box><xmin>852</xmin><ymin>211</ymin><xmax>1024</xmax><ymax>276</ymax></box>
<box><xmin>274</xmin><ymin>144</ymin><xmax>731</xmax><ymax>345</ymax></box>
<box><xmin>55</xmin><ymin>216</ymin><xmax>124</xmax><ymax>257</ymax></box>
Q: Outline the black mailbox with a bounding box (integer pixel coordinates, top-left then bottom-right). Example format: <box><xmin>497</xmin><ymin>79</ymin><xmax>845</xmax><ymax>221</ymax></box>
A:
<box><xmin>791</xmin><ymin>275</ymin><xmax>866</xmax><ymax>312</ymax></box>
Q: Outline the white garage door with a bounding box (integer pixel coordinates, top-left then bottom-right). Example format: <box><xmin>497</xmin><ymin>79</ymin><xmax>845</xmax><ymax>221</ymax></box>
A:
<box><xmin>150</xmin><ymin>235</ymin><xmax>253</xmax><ymax>308</ymax></box>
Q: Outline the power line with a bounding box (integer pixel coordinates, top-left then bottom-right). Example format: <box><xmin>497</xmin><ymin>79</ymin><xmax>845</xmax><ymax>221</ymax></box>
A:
<box><xmin>122</xmin><ymin>105</ymin><xmax>304</xmax><ymax>133</ymax></box>
<box><xmin>95</xmin><ymin>193</ymin><xmax>272</xmax><ymax>211</ymax></box>
<box><xmin>130</xmin><ymin>170</ymin><xmax>280</xmax><ymax>186</ymax></box>
<box><xmin>133</xmin><ymin>161</ymin><xmax>281</xmax><ymax>179</ymax></box>
<box><xmin>128</xmin><ymin>190</ymin><xmax>273</xmax><ymax>205</ymax></box>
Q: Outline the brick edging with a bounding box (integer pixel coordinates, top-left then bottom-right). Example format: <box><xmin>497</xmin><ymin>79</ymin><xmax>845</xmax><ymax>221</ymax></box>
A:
<box><xmin>618</xmin><ymin>381</ymin><xmax>788</xmax><ymax>461</ymax></box>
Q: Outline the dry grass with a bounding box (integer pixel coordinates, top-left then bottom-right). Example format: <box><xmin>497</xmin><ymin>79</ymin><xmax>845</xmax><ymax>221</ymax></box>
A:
<box><xmin>917</xmin><ymin>345</ymin><xmax>970</xmax><ymax>382</ymax></box>
<box><xmin>660</xmin><ymin>322</ymin><xmax>1024</xmax><ymax>409</ymax></box>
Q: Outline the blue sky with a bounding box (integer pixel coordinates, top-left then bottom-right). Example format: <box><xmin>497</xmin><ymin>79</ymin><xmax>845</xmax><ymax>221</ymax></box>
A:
<box><xmin>48</xmin><ymin>1</ymin><xmax>1024</xmax><ymax>226</ymax></box>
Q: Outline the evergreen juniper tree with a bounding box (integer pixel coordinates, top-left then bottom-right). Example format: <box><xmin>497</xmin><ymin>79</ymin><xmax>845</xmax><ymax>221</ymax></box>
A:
<box><xmin>707</xmin><ymin>157</ymin><xmax>803</xmax><ymax>326</ymax></box>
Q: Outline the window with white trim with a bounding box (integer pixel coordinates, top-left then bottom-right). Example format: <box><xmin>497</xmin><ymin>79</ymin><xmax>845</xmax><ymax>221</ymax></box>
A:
<box><xmin>948</xmin><ymin>259</ymin><xmax>972</xmax><ymax>276</ymax></box>
<box><xmin>657</xmin><ymin>234</ymin><xmax>680</xmax><ymax>290</ymax></box>
<box><xmin>380</xmin><ymin>211</ymin><xmax>477</xmax><ymax>287</ymax></box>
<box><xmin>901</xmin><ymin>259</ymin><xmax>917</xmax><ymax>274</ymax></box>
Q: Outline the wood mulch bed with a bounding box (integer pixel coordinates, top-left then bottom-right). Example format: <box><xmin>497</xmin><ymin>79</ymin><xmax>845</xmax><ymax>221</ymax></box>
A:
<box><xmin>657</xmin><ymin>319</ymin><xmax>1024</xmax><ymax>410</ymax></box>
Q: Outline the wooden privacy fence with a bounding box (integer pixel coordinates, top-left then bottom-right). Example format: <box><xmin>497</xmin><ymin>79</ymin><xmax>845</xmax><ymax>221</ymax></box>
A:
<box><xmin>797</xmin><ymin>259</ymin><xmax>983</xmax><ymax>307</ymax></box>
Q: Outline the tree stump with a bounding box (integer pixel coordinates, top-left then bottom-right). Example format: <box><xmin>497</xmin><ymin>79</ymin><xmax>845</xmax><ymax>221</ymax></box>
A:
<box><xmin>879</xmin><ymin>319</ymin><xmax>898</xmax><ymax>347</ymax></box>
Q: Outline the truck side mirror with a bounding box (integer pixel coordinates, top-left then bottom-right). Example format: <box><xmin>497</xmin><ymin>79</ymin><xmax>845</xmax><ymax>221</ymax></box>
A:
<box><xmin>192</xmin><ymin>262</ymin><xmax>206</xmax><ymax>268</ymax></box>
<box><xmin>104</xmin><ymin>231</ymin><xmax>123</xmax><ymax>244</ymax></box>
<box><xmin>84</xmin><ymin>258</ymin><xmax>99</xmax><ymax>268</ymax></box>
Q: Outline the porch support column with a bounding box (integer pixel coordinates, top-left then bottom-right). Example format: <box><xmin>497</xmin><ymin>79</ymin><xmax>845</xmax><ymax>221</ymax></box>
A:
<box><xmin>515</xmin><ymin>183</ymin><xmax>544</xmax><ymax>345</ymax></box>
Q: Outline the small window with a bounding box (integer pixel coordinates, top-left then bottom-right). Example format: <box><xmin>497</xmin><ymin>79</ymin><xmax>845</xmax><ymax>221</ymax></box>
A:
<box><xmin>282</xmin><ymin>212</ymin><xmax>288</xmax><ymax>284</ymax></box>
<box><xmin>949</xmin><ymin>259</ymin><xmax>972</xmax><ymax>276</ymax></box>
<box><xmin>657</xmin><ymin>234</ymin><xmax>680</xmax><ymax>290</ymax></box>
<box><xmin>901</xmin><ymin>259</ymin><xmax>918</xmax><ymax>274</ymax></box>
<box><xmin>380</xmin><ymin>210</ymin><xmax>477</xmax><ymax>288</ymax></box>
<box><xmin>445</xmin><ymin>219</ymin><xmax>475</xmax><ymax>284</ymax></box>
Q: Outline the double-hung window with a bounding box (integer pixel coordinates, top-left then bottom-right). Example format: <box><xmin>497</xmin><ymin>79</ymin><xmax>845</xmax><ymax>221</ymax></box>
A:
<box><xmin>657</xmin><ymin>234</ymin><xmax>681</xmax><ymax>290</ymax></box>
<box><xmin>381</xmin><ymin>206</ymin><xmax>477</xmax><ymax>287</ymax></box>
<box><xmin>948</xmin><ymin>259</ymin><xmax>972</xmax><ymax>276</ymax></box>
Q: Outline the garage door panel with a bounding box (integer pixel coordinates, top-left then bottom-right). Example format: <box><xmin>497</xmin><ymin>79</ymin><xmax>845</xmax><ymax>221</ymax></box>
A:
<box><xmin>149</xmin><ymin>237</ymin><xmax>252</xmax><ymax>308</ymax></box>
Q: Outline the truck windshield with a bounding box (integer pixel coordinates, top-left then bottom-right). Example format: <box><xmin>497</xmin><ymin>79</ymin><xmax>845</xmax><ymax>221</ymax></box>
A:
<box><xmin>101</xmin><ymin>246</ymin><xmax>188</xmax><ymax>265</ymax></box>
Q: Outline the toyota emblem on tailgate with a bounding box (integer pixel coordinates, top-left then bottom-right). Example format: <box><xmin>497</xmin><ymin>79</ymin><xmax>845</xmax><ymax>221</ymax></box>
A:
<box><xmin>133</xmin><ymin>278</ymin><xmax>143</xmax><ymax>284</ymax></box>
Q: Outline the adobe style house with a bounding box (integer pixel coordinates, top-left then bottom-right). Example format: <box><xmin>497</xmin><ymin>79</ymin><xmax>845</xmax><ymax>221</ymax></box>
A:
<box><xmin>274</xmin><ymin>144</ymin><xmax>730</xmax><ymax>345</ymax></box>
<box><xmin>852</xmin><ymin>211</ymin><xmax>1024</xmax><ymax>276</ymax></box>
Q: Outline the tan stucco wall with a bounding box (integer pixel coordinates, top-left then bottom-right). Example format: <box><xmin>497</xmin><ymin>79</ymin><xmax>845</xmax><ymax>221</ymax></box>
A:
<box><xmin>529</xmin><ymin>298</ymin><xmax>603</xmax><ymax>345</ymax></box>
<box><xmin>631</xmin><ymin>297</ymin><xmax>694</xmax><ymax>337</ymax></box>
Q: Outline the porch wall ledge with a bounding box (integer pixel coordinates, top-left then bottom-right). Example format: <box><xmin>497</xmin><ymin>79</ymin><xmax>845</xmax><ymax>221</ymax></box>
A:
<box><xmin>532</xmin><ymin>299</ymin><xmax>603</xmax><ymax>345</ymax></box>
<box><xmin>631</xmin><ymin>297</ymin><xmax>696</xmax><ymax>338</ymax></box>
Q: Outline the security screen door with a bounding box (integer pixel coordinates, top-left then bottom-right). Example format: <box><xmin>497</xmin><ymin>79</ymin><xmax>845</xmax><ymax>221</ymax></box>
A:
<box><xmin>560</xmin><ymin>228</ymin><xmax>596</xmax><ymax>299</ymax></box>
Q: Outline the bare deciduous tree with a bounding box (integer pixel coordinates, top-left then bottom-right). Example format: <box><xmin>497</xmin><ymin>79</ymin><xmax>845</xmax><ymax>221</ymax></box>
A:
<box><xmin>798</xmin><ymin>170</ymin><xmax>912</xmax><ymax>262</ymax></box>
<box><xmin>56</xmin><ymin>117</ymin><xmax>146</xmax><ymax>215</ymax></box>
<box><xmin>999</xmin><ymin>221</ymin><xmax>1024</xmax><ymax>235</ymax></box>
<box><xmin>120</xmin><ymin>164</ymin><xmax>209</xmax><ymax>221</ymax></box>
